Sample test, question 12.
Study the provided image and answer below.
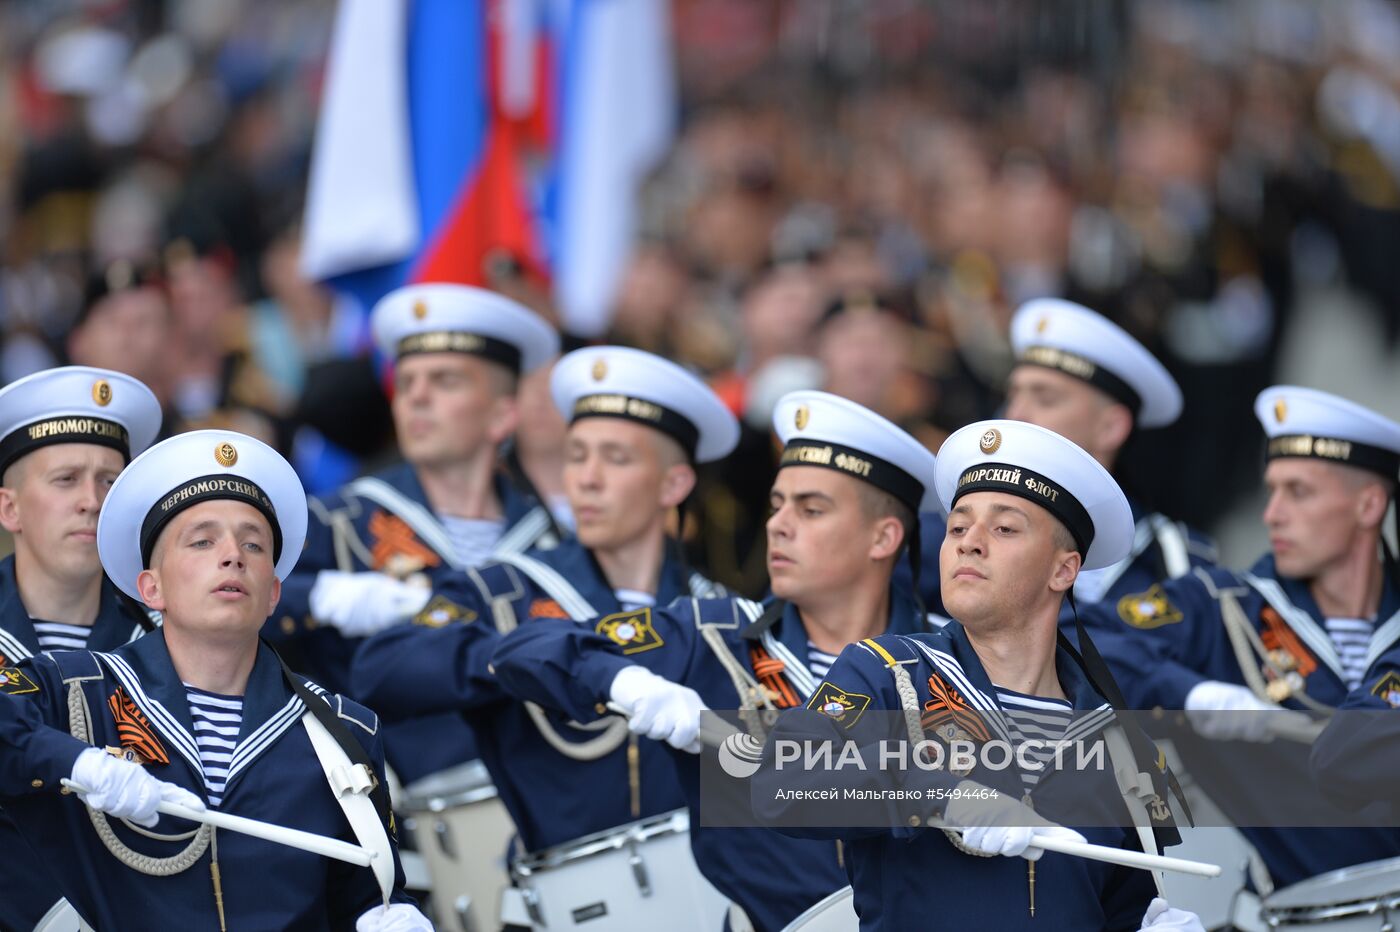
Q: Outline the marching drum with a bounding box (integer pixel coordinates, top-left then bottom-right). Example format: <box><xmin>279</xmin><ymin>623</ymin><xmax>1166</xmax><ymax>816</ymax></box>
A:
<box><xmin>401</xmin><ymin>759</ymin><xmax>516</xmax><ymax>932</ymax></box>
<box><xmin>781</xmin><ymin>886</ymin><xmax>859</xmax><ymax>932</ymax></box>
<box><xmin>1260</xmin><ymin>857</ymin><xmax>1400</xmax><ymax>930</ymax></box>
<box><xmin>510</xmin><ymin>808</ymin><xmax>730</xmax><ymax>930</ymax></box>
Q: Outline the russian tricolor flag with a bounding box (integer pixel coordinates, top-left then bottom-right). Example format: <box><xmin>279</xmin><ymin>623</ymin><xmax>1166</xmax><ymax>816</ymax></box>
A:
<box><xmin>300</xmin><ymin>0</ymin><xmax>675</xmax><ymax>337</ymax></box>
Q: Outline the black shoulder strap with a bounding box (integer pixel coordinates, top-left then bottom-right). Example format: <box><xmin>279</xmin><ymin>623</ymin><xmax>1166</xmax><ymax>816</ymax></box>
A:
<box><xmin>739</xmin><ymin>599</ymin><xmax>786</xmax><ymax>641</ymax></box>
<box><xmin>266</xmin><ymin>641</ymin><xmax>395</xmax><ymax>836</ymax></box>
<box><xmin>1058</xmin><ymin>604</ymin><xmax>1194</xmax><ymax>833</ymax></box>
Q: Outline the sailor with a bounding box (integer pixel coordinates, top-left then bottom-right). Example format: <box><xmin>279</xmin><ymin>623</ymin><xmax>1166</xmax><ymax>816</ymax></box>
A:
<box><xmin>272</xmin><ymin>282</ymin><xmax>560</xmax><ymax>781</ymax></box>
<box><xmin>1003</xmin><ymin>299</ymin><xmax>1218</xmax><ymax>613</ymax></box>
<box><xmin>492</xmin><ymin>390</ymin><xmax>940</xmax><ymax>930</ymax></box>
<box><xmin>0</xmin><ymin>429</ymin><xmax>429</xmax><ymax>930</ymax></box>
<box><xmin>0</xmin><ymin>365</ymin><xmax>163</xmax><ymax>927</ymax></box>
<box><xmin>1081</xmin><ymin>385</ymin><xmax>1400</xmax><ymax>886</ymax></box>
<box><xmin>350</xmin><ymin>345</ymin><xmax>736</xmax><ymax>851</ymax></box>
<box><xmin>758</xmin><ymin>419</ymin><xmax>1201</xmax><ymax>930</ymax></box>
<box><xmin>1310</xmin><ymin>640</ymin><xmax>1400</xmax><ymax>809</ymax></box>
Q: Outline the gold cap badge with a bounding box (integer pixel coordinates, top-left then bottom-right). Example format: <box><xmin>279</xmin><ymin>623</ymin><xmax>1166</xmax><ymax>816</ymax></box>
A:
<box><xmin>794</xmin><ymin>405</ymin><xmax>810</xmax><ymax>431</ymax></box>
<box><xmin>412</xmin><ymin>299</ymin><xmax>428</xmax><ymax>321</ymax></box>
<box><xmin>1036</xmin><ymin>316</ymin><xmax>1049</xmax><ymax>335</ymax></box>
<box><xmin>979</xmin><ymin>428</ymin><xmax>1002</xmax><ymax>454</ymax></box>
<box><xmin>1274</xmin><ymin>399</ymin><xmax>1287</xmax><ymax>424</ymax></box>
<box><xmin>92</xmin><ymin>380</ymin><xmax>112</xmax><ymax>406</ymax></box>
<box><xmin>214</xmin><ymin>442</ymin><xmax>238</xmax><ymax>467</ymax></box>
<box><xmin>591</xmin><ymin>358</ymin><xmax>608</xmax><ymax>382</ymax></box>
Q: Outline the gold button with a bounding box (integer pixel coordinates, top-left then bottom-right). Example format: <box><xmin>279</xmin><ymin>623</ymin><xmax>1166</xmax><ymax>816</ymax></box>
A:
<box><xmin>305</xmin><ymin>615</ymin><xmax>318</xmax><ymax>630</ymax></box>
<box><xmin>30</xmin><ymin>779</ymin><xmax>43</xmax><ymax>788</ymax></box>
<box><xmin>486</xmin><ymin>664</ymin><xmax>496</xmax><ymax>675</ymax></box>
<box><xmin>907</xmin><ymin>815</ymin><xmax>921</xmax><ymax>827</ymax></box>
<box><xmin>280</xmin><ymin>616</ymin><xmax>296</xmax><ymax>635</ymax></box>
<box><xmin>595</xmin><ymin>703</ymin><xmax>609</xmax><ymax>716</ymax></box>
<box><xmin>60</xmin><ymin>785</ymin><xmax>72</xmax><ymax>795</ymax></box>
<box><xmin>1151</xmin><ymin>706</ymin><xmax>1164</xmax><ymax>720</ymax></box>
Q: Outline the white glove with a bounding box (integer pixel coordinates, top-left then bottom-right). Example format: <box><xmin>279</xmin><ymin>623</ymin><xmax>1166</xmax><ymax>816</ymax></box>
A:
<box><xmin>1140</xmin><ymin>897</ymin><xmax>1206</xmax><ymax>930</ymax></box>
<box><xmin>944</xmin><ymin>780</ymin><xmax>1086</xmax><ymax>861</ymax></box>
<box><xmin>608</xmin><ymin>665</ymin><xmax>706</xmax><ymax>753</ymax></box>
<box><xmin>1185</xmin><ymin>680</ymin><xmax>1286</xmax><ymax>742</ymax></box>
<box><xmin>355</xmin><ymin>903</ymin><xmax>434</xmax><ymax>932</ymax></box>
<box><xmin>70</xmin><ymin>747</ymin><xmax>206</xmax><ymax>828</ymax></box>
<box><xmin>309</xmin><ymin>571</ymin><xmax>431</xmax><ymax>638</ymax></box>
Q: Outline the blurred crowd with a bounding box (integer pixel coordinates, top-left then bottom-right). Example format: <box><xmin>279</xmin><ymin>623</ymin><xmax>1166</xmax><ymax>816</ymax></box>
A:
<box><xmin>5</xmin><ymin>0</ymin><xmax>1400</xmax><ymax>593</ymax></box>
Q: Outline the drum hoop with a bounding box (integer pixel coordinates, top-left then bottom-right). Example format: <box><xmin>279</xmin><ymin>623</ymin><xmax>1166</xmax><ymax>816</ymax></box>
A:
<box><xmin>781</xmin><ymin>885</ymin><xmax>855</xmax><ymax>930</ymax></box>
<box><xmin>1264</xmin><ymin>893</ymin><xmax>1400</xmax><ymax>923</ymax></box>
<box><xmin>402</xmin><ymin>784</ymin><xmax>499</xmax><ymax>811</ymax></box>
<box><xmin>1262</xmin><ymin>856</ymin><xmax>1400</xmax><ymax>919</ymax></box>
<box><xmin>512</xmin><ymin>810</ymin><xmax>690</xmax><ymax>876</ymax></box>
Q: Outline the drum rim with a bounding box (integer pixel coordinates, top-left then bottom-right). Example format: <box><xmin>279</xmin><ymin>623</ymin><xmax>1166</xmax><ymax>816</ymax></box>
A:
<box><xmin>512</xmin><ymin>808</ymin><xmax>690</xmax><ymax>876</ymax></box>
<box><xmin>777</xmin><ymin>884</ymin><xmax>855</xmax><ymax>930</ymax></box>
<box><xmin>400</xmin><ymin>759</ymin><xmax>498</xmax><ymax>811</ymax></box>
<box><xmin>1261</xmin><ymin>856</ymin><xmax>1400</xmax><ymax>918</ymax></box>
<box><xmin>1261</xmin><ymin>894</ymin><xmax>1400</xmax><ymax>922</ymax></box>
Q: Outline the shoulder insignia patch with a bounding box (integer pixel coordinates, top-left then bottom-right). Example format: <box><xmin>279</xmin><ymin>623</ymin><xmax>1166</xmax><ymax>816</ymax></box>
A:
<box><xmin>108</xmin><ymin>687</ymin><xmax>170</xmax><ymax>766</ymax></box>
<box><xmin>1372</xmin><ymin>671</ymin><xmax>1400</xmax><ymax>708</ymax></box>
<box><xmin>0</xmin><ymin>666</ymin><xmax>37</xmax><ymax>696</ymax></box>
<box><xmin>807</xmin><ymin>682</ymin><xmax>871</xmax><ymax>729</ymax></box>
<box><xmin>595</xmin><ymin>608</ymin><xmax>664</xmax><ymax>655</ymax></box>
<box><xmin>414</xmin><ymin>596</ymin><xmax>477</xmax><ymax>628</ymax></box>
<box><xmin>1116</xmin><ymin>585</ymin><xmax>1183</xmax><ymax>629</ymax></box>
<box><xmin>529</xmin><ymin>598</ymin><xmax>570</xmax><ymax>620</ymax></box>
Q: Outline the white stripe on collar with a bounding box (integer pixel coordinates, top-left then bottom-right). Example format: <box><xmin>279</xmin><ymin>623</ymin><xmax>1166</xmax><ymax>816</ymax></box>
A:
<box><xmin>1363</xmin><ymin>605</ymin><xmax>1400</xmax><ymax>675</ymax></box>
<box><xmin>493</xmin><ymin>507</ymin><xmax>551</xmax><ymax>557</ymax></box>
<box><xmin>490</xmin><ymin>551</ymin><xmax>596</xmax><ymax>619</ymax></box>
<box><xmin>1061</xmin><ymin>706</ymin><xmax>1115</xmax><ymax>745</ymax></box>
<box><xmin>226</xmin><ymin>695</ymin><xmax>305</xmax><ymax>785</ymax></box>
<box><xmin>96</xmin><ymin>653</ymin><xmax>203</xmax><ymax>776</ymax></box>
<box><xmin>345</xmin><ymin>477</ymin><xmax>460</xmax><ymax>569</ymax></box>
<box><xmin>0</xmin><ymin>627</ymin><xmax>33</xmax><ymax>662</ymax></box>
<box><xmin>761</xmin><ymin>629</ymin><xmax>816</xmax><ymax>699</ymax></box>
<box><xmin>908</xmin><ymin>639</ymin><xmax>1013</xmax><ymax>745</ymax></box>
<box><xmin>1243</xmin><ymin>574</ymin><xmax>1345</xmax><ymax>683</ymax></box>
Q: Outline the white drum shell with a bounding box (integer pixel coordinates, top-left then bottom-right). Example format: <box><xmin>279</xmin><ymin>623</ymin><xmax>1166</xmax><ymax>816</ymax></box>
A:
<box><xmin>511</xmin><ymin>809</ymin><xmax>730</xmax><ymax>930</ymax></box>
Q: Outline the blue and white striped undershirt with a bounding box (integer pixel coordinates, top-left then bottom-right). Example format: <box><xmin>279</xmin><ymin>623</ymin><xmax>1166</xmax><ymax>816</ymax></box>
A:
<box><xmin>184</xmin><ymin>685</ymin><xmax>244</xmax><ymax>807</ymax></box>
<box><xmin>439</xmin><ymin>515</ymin><xmax>504</xmax><ymax>569</ymax></box>
<box><xmin>994</xmin><ymin>687</ymin><xmax>1073</xmax><ymax>795</ymax></box>
<box><xmin>33</xmin><ymin>621</ymin><xmax>92</xmax><ymax>652</ymax></box>
<box><xmin>613</xmin><ymin>589</ymin><xmax>656</xmax><ymax>612</ymax></box>
<box><xmin>807</xmin><ymin>642</ymin><xmax>840</xmax><ymax>680</ymax></box>
<box><xmin>1325</xmin><ymin>617</ymin><xmax>1373</xmax><ymax>691</ymax></box>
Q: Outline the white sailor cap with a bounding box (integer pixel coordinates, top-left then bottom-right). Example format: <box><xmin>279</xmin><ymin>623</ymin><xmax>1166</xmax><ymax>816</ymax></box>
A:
<box><xmin>773</xmin><ymin>390</ymin><xmax>938</xmax><ymax>513</ymax></box>
<box><xmin>1010</xmin><ymin>298</ymin><xmax>1182</xmax><ymax>429</ymax></box>
<box><xmin>936</xmin><ymin>419</ymin><xmax>1134</xmax><ymax>571</ymax></box>
<box><xmin>0</xmin><ymin>366</ymin><xmax>162</xmax><ymax>479</ymax></box>
<box><xmin>551</xmin><ymin>346</ymin><xmax>740</xmax><ymax>464</ymax></box>
<box><xmin>97</xmin><ymin>430</ymin><xmax>308</xmax><ymax>601</ymax></box>
<box><xmin>1256</xmin><ymin>385</ymin><xmax>1400</xmax><ymax>481</ymax></box>
<box><xmin>371</xmin><ymin>282</ymin><xmax>559</xmax><ymax>375</ymax></box>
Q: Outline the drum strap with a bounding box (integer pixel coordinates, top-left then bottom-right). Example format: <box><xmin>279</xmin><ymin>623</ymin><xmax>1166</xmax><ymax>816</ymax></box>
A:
<box><xmin>1104</xmin><ymin>725</ymin><xmax>1165</xmax><ymax>897</ymax></box>
<box><xmin>1147</xmin><ymin>515</ymin><xmax>1192</xmax><ymax>581</ymax></box>
<box><xmin>301</xmin><ymin>712</ymin><xmax>395</xmax><ymax>906</ymax></box>
<box><xmin>273</xmin><ymin>647</ymin><xmax>396</xmax><ymax>909</ymax></box>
